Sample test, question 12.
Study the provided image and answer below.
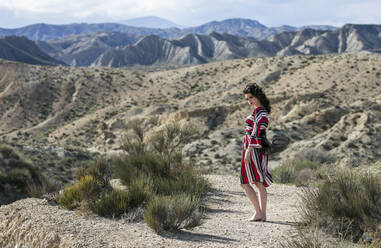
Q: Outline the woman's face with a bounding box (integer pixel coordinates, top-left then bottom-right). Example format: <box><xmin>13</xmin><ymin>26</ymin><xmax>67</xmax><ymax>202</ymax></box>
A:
<box><xmin>244</xmin><ymin>93</ymin><xmax>258</xmax><ymax>107</ymax></box>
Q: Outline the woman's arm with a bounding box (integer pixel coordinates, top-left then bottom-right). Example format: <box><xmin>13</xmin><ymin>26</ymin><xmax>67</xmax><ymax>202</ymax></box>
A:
<box><xmin>249</xmin><ymin>109</ymin><xmax>268</xmax><ymax>149</ymax></box>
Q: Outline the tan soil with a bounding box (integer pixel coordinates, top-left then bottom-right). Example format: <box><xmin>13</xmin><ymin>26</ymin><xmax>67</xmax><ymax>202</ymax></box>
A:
<box><xmin>0</xmin><ymin>175</ymin><xmax>300</xmax><ymax>248</ymax></box>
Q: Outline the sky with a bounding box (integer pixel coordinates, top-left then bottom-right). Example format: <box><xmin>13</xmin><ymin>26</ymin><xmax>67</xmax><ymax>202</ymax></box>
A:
<box><xmin>1</xmin><ymin>0</ymin><xmax>381</xmax><ymax>29</ymax></box>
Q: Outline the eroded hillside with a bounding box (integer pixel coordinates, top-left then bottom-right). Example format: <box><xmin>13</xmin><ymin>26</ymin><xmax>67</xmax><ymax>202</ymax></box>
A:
<box><xmin>1</xmin><ymin>54</ymin><xmax>380</xmax><ymax>180</ymax></box>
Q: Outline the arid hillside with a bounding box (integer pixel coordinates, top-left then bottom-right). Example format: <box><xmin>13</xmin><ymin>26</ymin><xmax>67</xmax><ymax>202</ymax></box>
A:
<box><xmin>1</xmin><ymin>53</ymin><xmax>380</xmax><ymax>180</ymax></box>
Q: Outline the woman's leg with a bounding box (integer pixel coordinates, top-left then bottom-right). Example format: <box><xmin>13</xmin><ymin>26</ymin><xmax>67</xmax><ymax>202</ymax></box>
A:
<box><xmin>241</xmin><ymin>184</ymin><xmax>265</xmax><ymax>221</ymax></box>
<box><xmin>254</xmin><ymin>182</ymin><xmax>267</xmax><ymax>220</ymax></box>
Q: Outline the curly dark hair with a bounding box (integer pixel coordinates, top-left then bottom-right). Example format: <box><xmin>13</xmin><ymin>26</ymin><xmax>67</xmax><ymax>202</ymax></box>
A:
<box><xmin>243</xmin><ymin>83</ymin><xmax>271</xmax><ymax>113</ymax></box>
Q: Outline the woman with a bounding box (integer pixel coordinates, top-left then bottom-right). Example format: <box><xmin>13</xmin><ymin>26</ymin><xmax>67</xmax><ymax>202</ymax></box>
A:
<box><xmin>241</xmin><ymin>83</ymin><xmax>272</xmax><ymax>222</ymax></box>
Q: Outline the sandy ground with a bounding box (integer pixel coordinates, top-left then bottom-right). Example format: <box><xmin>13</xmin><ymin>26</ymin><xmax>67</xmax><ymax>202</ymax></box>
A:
<box><xmin>0</xmin><ymin>175</ymin><xmax>300</xmax><ymax>248</ymax></box>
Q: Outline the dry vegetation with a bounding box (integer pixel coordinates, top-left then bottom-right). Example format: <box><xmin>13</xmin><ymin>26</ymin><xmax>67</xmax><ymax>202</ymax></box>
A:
<box><xmin>1</xmin><ymin>53</ymin><xmax>380</xmax><ymax>180</ymax></box>
<box><xmin>0</xmin><ymin>53</ymin><xmax>381</xmax><ymax>247</ymax></box>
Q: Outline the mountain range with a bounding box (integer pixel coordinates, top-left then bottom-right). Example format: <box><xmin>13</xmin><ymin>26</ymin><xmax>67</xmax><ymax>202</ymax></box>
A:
<box><xmin>34</xmin><ymin>24</ymin><xmax>381</xmax><ymax>67</ymax></box>
<box><xmin>0</xmin><ymin>18</ymin><xmax>335</xmax><ymax>41</ymax></box>
<box><xmin>1</xmin><ymin>18</ymin><xmax>381</xmax><ymax>68</ymax></box>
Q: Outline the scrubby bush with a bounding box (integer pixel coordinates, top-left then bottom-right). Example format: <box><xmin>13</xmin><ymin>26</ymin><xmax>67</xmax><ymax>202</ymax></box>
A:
<box><xmin>299</xmin><ymin>169</ymin><xmax>381</xmax><ymax>243</ymax></box>
<box><xmin>125</xmin><ymin>176</ymin><xmax>151</xmax><ymax>209</ymax></box>
<box><xmin>272</xmin><ymin>164</ymin><xmax>295</xmax><ymax>184</ymax></box>
<box><xmin>91</xmin><ymin>189</ymin><xmax>129</xmax><ymax>218</ymax></box>
<box><xmin>272</xmin><ymin>159</ymin><xmax>319</xmax><ymax>186</ymax></box>
<box><xmin>115</xmin><ymin>120</ymin><xmax>210</xmax><ymax>231</ymax></box>
<box><xmin>273</xmin><ymin>148</ymin><xmax>336</xmax><ymax>186</ymax></box>
<box><xmin>115</xmin><ymin>120</ymin><xmax>210</xmax><ymax>201</ymax></box>
<box><xmin>57</xmin><ymin>157</ymin><xmax>117</xmax><ymax>214</ymax></box>
<box><xmin>56</xmin><ymin>180</ymin><xmax>83</xmax><ymax>209</ymax></box>
<box><xmin>294</xmin><ymin>148</ymin><xmax>336</xmax><ymax>164</ymax></box>
<box><xmin>58</xmin><ymin>162</ymin><xmax>150</xmax><ymax>218</ymax></box>
<box><xmin>144</xmin><ymin>194</ymin><xmax>203</xmax><ymax>233</ymax></box>
<box><xmin>150</xmin><ymin>165</ymin><xmax>210</xmax><ymax>197</ymax></box>
<box><xmin>0</xmin><ymin>143</ymin><xmax>57</xmax><ymax>205</ymax></box>
<box><xmin>57</xmin><ymin>121</ymin><xmax>210</xmax><ymax>232</ymax></box>
<box><xmin>75</xmin><ymin>157</ymin><xmax>112</xmax><ymax>188</ymax></box>
<box><xmin>57</xmin><ymin>175</ymin><xmax>102</xmax><ymax>209</ymax></box>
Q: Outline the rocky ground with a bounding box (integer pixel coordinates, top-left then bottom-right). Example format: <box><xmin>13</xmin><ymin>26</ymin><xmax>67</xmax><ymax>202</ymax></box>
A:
<box><xmin>1</xmin><ymin>53</ymin><xmax>380</xmax><ymax>183</ymax></box>
<box><xmin>0</xmin><ymin>175</ymin><xmax>302</xmax><ymax>248</ymax></box>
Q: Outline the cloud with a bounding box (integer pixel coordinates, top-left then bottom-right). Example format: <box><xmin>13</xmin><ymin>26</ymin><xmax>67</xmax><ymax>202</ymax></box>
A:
<box><xmin>0</xmin><ymin>0</ymin><xmax>182</xmax><ymax>17</ymax></box>
<box><xmin>0</xmin><ymin>0</ymin><xmax>381</xmax><ymax>28</ymax></box>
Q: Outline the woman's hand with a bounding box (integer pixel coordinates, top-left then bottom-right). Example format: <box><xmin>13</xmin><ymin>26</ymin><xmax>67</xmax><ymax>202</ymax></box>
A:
<box><xmin>244</xmin><ymin>147</ymin><xmax>253</xmax><ymax>164</ymax></box>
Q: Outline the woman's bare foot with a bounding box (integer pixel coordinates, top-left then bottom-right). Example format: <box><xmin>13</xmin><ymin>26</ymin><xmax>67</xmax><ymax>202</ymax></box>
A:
<box><xmin>248</xmin><ymin>212</ymin><xmax>266</xmax><ymax>222</ymax></box>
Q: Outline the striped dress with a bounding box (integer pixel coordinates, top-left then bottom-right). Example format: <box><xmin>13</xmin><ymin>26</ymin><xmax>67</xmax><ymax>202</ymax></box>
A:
<box><xmin>240</xmin><ymin>106</ymin><xmax>272</xmax><ymax>187</ymax></box>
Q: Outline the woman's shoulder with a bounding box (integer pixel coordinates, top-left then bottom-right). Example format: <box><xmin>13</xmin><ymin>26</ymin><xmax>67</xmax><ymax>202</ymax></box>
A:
<box><xmin>254</xmin><ymin>106</ymin><xmax>268</xmax><ymax>115</ymax></box>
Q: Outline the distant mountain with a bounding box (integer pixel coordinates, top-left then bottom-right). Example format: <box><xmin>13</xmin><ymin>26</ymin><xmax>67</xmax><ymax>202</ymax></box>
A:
<box><xmin>0</xmin><ymin>23</ymin><xmax>176</xmax><ymax>41</ymax></box>
<box><xmin>92</xmin><ymin>35</ymin><xmax>202</xmax><ymax>67</ymax></box>
<box><xmin>272</xmin><ymin>24</ymin><xmax>381</xmax><ymax>55</ymax></box>
<box><xmin>34</xmin><ymin>24</ymin><xmax>381</xmax><ymax>67</ymax></box>
<box><xmin>263</xmin><ymin>25</ymin><xmax>336</xmax><ymax>40</ymax></box>
<box><xmin>0</xmin><ymin>36</ymin><xmax>65</xmax><ymax>66</ymax></box>
<box><xmin>91</xmin><ymin>32</ymin><xmax>279</xmax><ymax>67</ymax></box>
<box><xmin>302</xmin><ymin>25</ymin><xmax>337</xmax><ymax>31</ymax></box>
<box><xmin>180</xmin><ymin>18</ymin><xmax>267</xmax><ymax>38</ymax></box>
<box><xmin>0</xmin><ymin>18</ymin><xmax>337</xmax><ymax>41</ymax></box>
<box><xmin>119</xmin><ymin>16</ymin><xmax>184</xmax><ymax>29</ymax></box>
<box><xmin>36</xmin><ymin>32</ymin><xmax>140</xmax><ymax>66</ymax></box>
<box><xmin>38</xmin><ymin>32</ymin><xmax>278</xmax><ymax>67</ymax></box>
<box><xmin>177</xmin><ymin>19</ymin><xmax>335</xmax><ymax>40</ymax></box>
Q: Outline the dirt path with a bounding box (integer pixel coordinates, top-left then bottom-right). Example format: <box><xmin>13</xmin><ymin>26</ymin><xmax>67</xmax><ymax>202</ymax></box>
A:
<box><xmin>0</xmin><ymin>175</ymin><xmax>301</xmax><ymax>248</ymax></box>
<box><xmin>186</xmin><ymin>175</ymin><xmax>300</xmax><ymax>248</ymax></box>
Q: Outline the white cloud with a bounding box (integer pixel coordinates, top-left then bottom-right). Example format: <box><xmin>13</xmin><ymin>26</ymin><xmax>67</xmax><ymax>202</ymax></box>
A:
<box><xmin>0</xmin><ymin>0</ymin><xmax>186</xmax><ymax>17</ymax></box>
<box><xmin>0</xmin><ymin>0</ymin><xmax>381</xmax><ymax>28</ymax></box>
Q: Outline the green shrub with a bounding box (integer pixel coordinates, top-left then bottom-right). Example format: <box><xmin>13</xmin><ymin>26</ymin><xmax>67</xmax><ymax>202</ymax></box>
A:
<box><xmin>58</xmin><ymin>157</ymin><xmax>113</xmax><ymax>211</ymax></box>
<box><xmin>59</xmin><ymin>175</ymin><xmax>149</xmax><ymax>218</ymax></box>
<box><xmin>0</xmin><ymin>144</ymin><xmax>57</xmax><ymax>204</ymax></box>
<box><xmin>57</xmin><ymin>121</ymin><xmax>210</xmax><ymax>231</ymax></box>
<box><xmin>91</xmin><ymin>189</ymin><xmax>129</xmax><ymax>218</ymax></box>
<box><xmin>299</xmin><ymin>169</ymin><xmax>381</xmax><ymax>242</ymax></box>
<box><xmin>272</xmin><ymin>164</ymin><xmax>295</xmax><ymax>184</ymax></box>
<box><xmin>114</xmin><ymin>152</ymin><xmax>168</xmax><ymax>186</ymax></box>
<box><xmin>116</xmin><ymin>121</ymin><xmax>199</xmax><ymax>183</ymax></box>
<box><xmin>126</xmin><ymin>177</ymin><xmax>151</xmax><ymax>209</ymax></box>
<box><xmin>144</xmin><ymin>194</ymin><xmax>203</xmax><ymax>233</ymax></box>
<box><xmin>75</xmin><ymin>157</ymin><xmax>112</xmax><ymax>187</ymax></box>
<box><xmin>294</xmin><ymin>148</ymin><xmax>336</xmax><ymax>164</ymax></box>
<box><xmin>272</xmin><ymin>159</ymin><xmax>319</xmax><ymax>186</ymax></box>
<box><xmin>56</xmin><ymin>183</ymin><xmax>82</xmax><ymax>209</ymax></box>
<box><xmin>57</xmin><ymin>175</ymin><xmax>102</xmax><ymax>209</ymax></box>
<box><xmin>292</xmin><ymin>159</ymin><xmax>320</xmax><ymax>171</ymax></box>
<box><xmin>153</xmin><ymin>166</ymin><xmax>209</xmax><ymax>197</ymax></box>
<box><xmin>77</xmin><ymin>175</ymin><xmax>103</xmax><ymax>201</ymax></box>
<box><xmin>118</xmin><ymin>121</ymin><xmax>209</xmax><ymax>231</ymax></box>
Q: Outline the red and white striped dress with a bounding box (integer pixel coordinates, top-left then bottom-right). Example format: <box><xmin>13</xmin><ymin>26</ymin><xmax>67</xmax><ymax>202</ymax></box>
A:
<box><xmin>240</xmin><ymin>106</ymin><xmax>272</xmax><ymax>187</ymax></box>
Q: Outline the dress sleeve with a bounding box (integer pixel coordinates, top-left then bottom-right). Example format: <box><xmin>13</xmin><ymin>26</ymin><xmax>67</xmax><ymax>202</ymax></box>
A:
<box><xmin>249</xmin><ymin>109</ymin><xmax>269</xmax><ymax>148</ymax></box>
